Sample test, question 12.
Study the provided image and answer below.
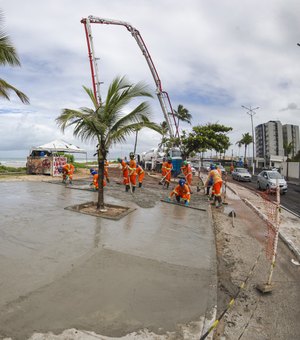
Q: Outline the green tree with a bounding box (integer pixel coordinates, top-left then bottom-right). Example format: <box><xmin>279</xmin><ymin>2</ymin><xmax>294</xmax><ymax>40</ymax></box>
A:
<box><xmin>179</xmin><ymin>123</ymin><xmax>232</xmax><ymax>159</ymax></box>
<box><xmin>0</xmin><ymin>12</ymin><xmax>29</xmax><ymax>103</ymax></box>
<box><xmin>237</xmin><ymin>133</ymin><xmax>253</xmax><ymax>165</ymax></box>
<box><xmin>56</xmin><ymin>76</ymin><xmax>161</xmax><ymax>210</ymax></box>
<box><xmin>173</xmin><ymin>104</ymin><xmax>192</xmax><ymax>129</ymax></box>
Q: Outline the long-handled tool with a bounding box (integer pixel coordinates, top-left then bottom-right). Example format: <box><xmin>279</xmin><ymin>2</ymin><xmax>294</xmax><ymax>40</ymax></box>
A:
<box><xmin>159</xmin><ymin>169</ymin><xmax>171</xmax><ymax>185</ymax></box>
<box><xmin>161</xmin><ymin>199</ymin><xmax>206</xmax><ymax>211</ymax></box>
<box><xmin>222</xmin><ymin>175</ymin><xmax>228</xmax><ymax>205</ymax></box>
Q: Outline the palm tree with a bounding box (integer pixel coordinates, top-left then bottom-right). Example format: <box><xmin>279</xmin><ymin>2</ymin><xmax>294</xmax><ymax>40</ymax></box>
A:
<box><xmin>173</xmin><ymin>104</ymin><xmax>192</xmax><ymax>129</ymax></box>
<box><xmin>158</xmin><ymin>121</ymin><xmax>169</xmax><ymax>148</ymax></box>
<box><xmin>0</xmin><ymin>12</ymin><xmax>29</xmax><ymax>103</ymax></box>
<box><xmin>56</xmin><ymin>76</ymin><xmax>161</xmax><ymax>210</ymax></box>
<box><xmin>133</xmin><ymin>126</ymin><xmax>141</xmax><ymax>155</ymax></box>
<box><xmin>236</xmin><ymin>141</ymin><xmax>242</xmax><ymax>158</ymax></box>
<box><xmin>283</xmin><ymin>141</ymin><xmax>293</xmax><ymax>180</ymax></box>
<box><xmin>237</xmin><ymin>133</ymin><xmax>253</xmax><ymax>166</ymax></box>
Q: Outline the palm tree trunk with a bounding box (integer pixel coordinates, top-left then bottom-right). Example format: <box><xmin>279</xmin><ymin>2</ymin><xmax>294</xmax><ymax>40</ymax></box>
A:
<box><xmin>97</xmin><ymin>149</ymin><xmax>106</xmax><ymax>210</ymax></box>
<box><xmin>133</xmin><ymin>130</ymin><xmax>138</xmax><ymax>155</ymax></box>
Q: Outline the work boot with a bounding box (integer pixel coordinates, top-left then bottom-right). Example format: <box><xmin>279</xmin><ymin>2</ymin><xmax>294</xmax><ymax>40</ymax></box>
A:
<box><xmin>132</xmin><ymin>186</ymin><xmax>135</xmax><ymax>193</ymax></box>
<box><xmin>215</xmin><ymin>196</ymin><xmax>222</xmax><ymax>208</ymax></box>
<box><xmin>139</xmin><ymin>182</ymin><xmax>142</xmax><ymax>188</ymax></box>
<box><xmin>125</xmin><ymin>185</ymin><xmax>130</xmax><ymax>192</ymax></box>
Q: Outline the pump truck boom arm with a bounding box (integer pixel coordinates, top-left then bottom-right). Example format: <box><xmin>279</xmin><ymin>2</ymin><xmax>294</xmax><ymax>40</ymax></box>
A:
<box><xmin>81</xmin><ymin>15</ymin><xmax>179</xmax><ymax>139</ymax></box>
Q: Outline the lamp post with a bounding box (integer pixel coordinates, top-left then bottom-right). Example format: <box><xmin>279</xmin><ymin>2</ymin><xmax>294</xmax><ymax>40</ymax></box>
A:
<box><xmin>241</xmin><ymin>105</ymin><xmax>259</xmax><ymax>175</ymax></box>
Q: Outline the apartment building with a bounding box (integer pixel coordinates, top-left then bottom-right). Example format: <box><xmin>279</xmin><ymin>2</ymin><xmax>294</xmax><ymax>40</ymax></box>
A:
<box><xmin>255</xmin><ymin>120</ymin><xmax>284</xmax><ymax>158</ymax></box>
<box><xmin>282</xmin><ymin>124</ymin><xmax>300</xmax><ymax>158</ymax></box>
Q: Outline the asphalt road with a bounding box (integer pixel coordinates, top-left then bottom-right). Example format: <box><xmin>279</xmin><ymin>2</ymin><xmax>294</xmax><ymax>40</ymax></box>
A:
<box><xmin>227</xmin><ymin>175</ymin><xmax>300</xmax><ymax>216</ymax></box>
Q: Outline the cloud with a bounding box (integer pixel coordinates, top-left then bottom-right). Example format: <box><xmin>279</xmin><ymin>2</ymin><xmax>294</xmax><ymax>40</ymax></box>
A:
<box><xmin>280</xmin><ymin>102</ymin><xmax>300</xmax><ymax>111</ymax></box>
<box><xmin>1</xmin><ymin>0</ymin><xmax>300</xmax><ymax>159</ymax></box>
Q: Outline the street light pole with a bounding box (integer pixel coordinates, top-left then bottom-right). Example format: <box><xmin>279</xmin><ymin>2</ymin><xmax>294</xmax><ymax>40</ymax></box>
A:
<box><xmin>241</xmin><ymin>105</ymin><xmax>260</xmax><ymax>175</ymax></box>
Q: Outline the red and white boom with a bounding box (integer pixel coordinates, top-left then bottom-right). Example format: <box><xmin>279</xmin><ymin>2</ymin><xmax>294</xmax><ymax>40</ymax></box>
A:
<box><xmin>81</xmin><ymin>15</ymin><xmax>179</xmax><ymax>139</ymax></box>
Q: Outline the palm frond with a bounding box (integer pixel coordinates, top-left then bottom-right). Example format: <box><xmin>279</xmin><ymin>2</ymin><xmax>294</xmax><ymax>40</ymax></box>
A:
<box><xmin>0</xmin><ymin>78</ymin><xmax>29</xmax><ymax>103</ymax></box>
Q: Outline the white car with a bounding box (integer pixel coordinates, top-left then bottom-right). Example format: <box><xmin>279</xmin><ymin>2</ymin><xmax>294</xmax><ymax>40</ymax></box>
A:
<box><xmin>232</xmin><ymin>168</ymin><xmax>252</xmax><ymax>182</ymax></box>
<box><xmin>257</xmin><ymin>170</ymin><xmax>287</xmax><ymax>194</ymax></box>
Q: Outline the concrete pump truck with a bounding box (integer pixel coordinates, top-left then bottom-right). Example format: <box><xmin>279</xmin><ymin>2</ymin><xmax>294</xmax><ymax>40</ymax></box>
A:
<box><xmin>81</xmin><ymin>16</ymin><xmax>182</xmax><ymax>176</ymax></box>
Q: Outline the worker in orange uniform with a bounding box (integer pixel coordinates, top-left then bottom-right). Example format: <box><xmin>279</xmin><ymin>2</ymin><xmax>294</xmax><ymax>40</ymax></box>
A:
<box><xmin>104</xmin><ymin>159</ymin><xmax>110</xmax><ymax>183</ymax></box>
<box><xmin>161</xmin><ymin>157</ymin><xmax>167</xmax><ymax>180</ymax></box>
<box><xmin>62</xmin><ymin>162</ymin><xmax>75</xmax><ymax>184</ymax></box>
<box><xmin>167</xmin><ymin>179</ymin><xmax>190</xmax><ymax>206</ymax></box>
<box><xmin>136</xmin><ymin>163</ymin><xmax>145</xmax><ymax>188</ymax></box>
<box><xmin>205</xmin><ymin>164</ymin><xmax>223</xmax><ymax>208</ymax></box>
<box><xmin>164</xmin><ymin>157</ymin><xmax>173</xmax><ymax>189</ymax></box>
<box><xmin>90</xmin><ymin>169</ymin><xmax>106</xmax><ymax>190</ymax></box>
<box><xmin>128</xmin><ymin>152</ymin><xmax>137</xmax><ymax>192</ymax></box>
<box><xmin>118</xmin><ymin>158</ymin><xmax>130</xmax><ymax>192</ymax></box>
<box><xmin>181</xmin><ymin>160</ymin><xmax>193</xmax><ymax>188</ymax></box>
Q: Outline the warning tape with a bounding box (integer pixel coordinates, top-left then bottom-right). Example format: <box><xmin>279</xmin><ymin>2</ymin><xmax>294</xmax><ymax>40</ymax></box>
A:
<box><xmin>200</xmin><ymin>247</ymin><xmax>264</xmax><ymax>340</ymax></box>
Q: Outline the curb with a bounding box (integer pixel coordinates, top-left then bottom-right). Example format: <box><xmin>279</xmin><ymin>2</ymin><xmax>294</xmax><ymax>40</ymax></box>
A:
<box><xmin>242</xmin><ymin>198</ymin><xmax>300</xmax><ymax>262</ymax></box>
<box><xmin>200</xmin><ymin>203</ymin><xmax>218</xmax><ymax>340</ymax></box>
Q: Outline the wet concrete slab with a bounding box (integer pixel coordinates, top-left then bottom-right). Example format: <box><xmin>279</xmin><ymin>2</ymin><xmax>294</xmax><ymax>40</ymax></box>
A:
<box><xmin>0</xmin><ymin>181</ymin><xmax>217</xmax><ymax>339</ymax></box>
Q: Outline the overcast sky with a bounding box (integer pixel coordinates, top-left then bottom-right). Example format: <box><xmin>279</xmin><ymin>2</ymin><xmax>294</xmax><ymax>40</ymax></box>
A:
<box><xmin>1</xmin><ymin>0</ymin><xmax>300</xmax><ymax>160</ymax></box>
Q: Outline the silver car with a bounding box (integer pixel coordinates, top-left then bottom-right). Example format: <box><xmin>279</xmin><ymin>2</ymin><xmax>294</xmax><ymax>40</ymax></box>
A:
<box><xmin>232</xmin><ymin>168</ymin><xmax>252</xmax><ymax>182</ymax></box>
<box><xmin>257</xmin><ymin>170</ymin><xmax>287</xmax><ymax>194</ymax></box>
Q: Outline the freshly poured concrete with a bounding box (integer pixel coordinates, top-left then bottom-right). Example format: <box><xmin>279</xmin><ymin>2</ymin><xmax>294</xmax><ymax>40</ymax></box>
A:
<box><xmin>0</xmin><ymin>182</ymin><xmax>216</xmax><ymax>339</ymax></box>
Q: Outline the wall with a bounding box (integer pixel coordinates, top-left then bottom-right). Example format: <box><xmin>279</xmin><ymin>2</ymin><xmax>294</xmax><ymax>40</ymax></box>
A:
<box><xmin>282</xmin><ymin>162</ymin><xmax>300</xmax><ymax>180</ymax></box>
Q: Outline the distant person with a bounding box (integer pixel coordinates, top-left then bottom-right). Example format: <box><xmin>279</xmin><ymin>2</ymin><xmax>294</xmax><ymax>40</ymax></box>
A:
<box><xmin>181</xmin><ymin>160</ymin><xmax>193</xmax><ymax>189</ymax></box>
<box><xmin>118</xmin><ymin>158</ymin><xmax>130</xmax><ymax>192</ymax></box>
<box><xmin>90</xmin><ymin>169</ymin><xmax>106</xmax><ymax>190</ymax></box>
<box><xmin>164</xmin><ymin>157</ymin><xmax>173</xmax><ymax>189</ymax></box>
<box><xmin>167</xmin><ymin>179</ymin><xmax>190</xmax><ymax>206</ymax></box>
<box><xmin>136</xmin><ymin>164</ymin><xmax>145</xmax><ymax>188</ymax></box>
<box><xmin>205</xmin><ymin>164</ymin><xmax>223</xmax><ymax>208</ymax></box>
<box><xmin>128</xmin><ymin>152</ymin><xmax>137</xmax><ymax>192</ymax></box>
<box><xmin>62</xmin><ymin>162</ymin><xmax>75</xmax><ymax>184</ymax></box>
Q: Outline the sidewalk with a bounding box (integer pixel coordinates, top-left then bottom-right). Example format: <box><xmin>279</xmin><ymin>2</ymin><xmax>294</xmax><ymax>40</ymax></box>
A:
<box><xmin>227</xmin><ymin>181</ymin><xmax>300</xmax><ymax>262</ymax></box>
<box><xmin>0</xmin><ymin>179</ymin><xmax>217</xmax><ymax>340</ymax></box>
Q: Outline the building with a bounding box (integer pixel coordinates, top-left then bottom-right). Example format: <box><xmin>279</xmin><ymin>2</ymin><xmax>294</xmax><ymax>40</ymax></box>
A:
<box><xmin>282</xmin><ymin>124</ymin><xmax>300</xmax><ymax>158</ymax></box>
<box><xmin>255</xmin><ymin>120</ymin><xmax>284</xmax><ymax>158</ymax></box>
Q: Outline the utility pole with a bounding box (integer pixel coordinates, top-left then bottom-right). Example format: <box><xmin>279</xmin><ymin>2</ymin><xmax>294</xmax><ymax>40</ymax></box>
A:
<box><xmin>241</xmin><ymin>105</ymin><xmax>259</xmax><ymax>175</ymax></box>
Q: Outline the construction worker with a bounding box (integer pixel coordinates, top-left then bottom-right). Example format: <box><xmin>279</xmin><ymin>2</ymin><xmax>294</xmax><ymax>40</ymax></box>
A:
<box><xmin>164</xmin><ymin>157</ymin><xmax>173</xmax><ymax>189</ymax></box>
<box><xmin>104</xmin><ymin>159</ymin><xmax>110</xmax><ymax>183</ymax></box>
<box><xmin>62</xmin><ymin>162</ymin><xmax>75</xmax><ymax>184</ymax></box>
<box><xmin>118</xmin><ymin>158</ymin><xmax>130</xmax><ymax>192</ymax></box>
<box><xmin>205</xmin><ymin>164</ymin><xmax>223</xmax><ymax>208</ymax></box>
<box><xmin>136</xmin><ymin>164</ymin><xmax>145</xmax><ymax>188</ymax></box>
<box><xmin>181</xmin><ymin>160</ymin><xmax>193</xmax><ymax>187</ymax></box>
<box><xmin>167</xmin><ymin>178</ymin><xmax>190</xmax><ymax>206</ymax></box>
<box><xmin>90</xmin><ymin>169</ymin><xmax>107</xmax><ymax>190</ymax></box>
<box><xmin>161</xmin><ymin>157</ymin><xmax>167</xmax><ymax>178</ymax></box>
<box><xmin>128</xmin><ymin>152</ymin><xmax>137</xmax><ymax>192</ymax></box>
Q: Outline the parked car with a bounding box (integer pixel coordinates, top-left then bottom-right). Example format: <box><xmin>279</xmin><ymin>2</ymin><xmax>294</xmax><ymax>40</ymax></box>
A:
<box><xmin>232</xmin><ymin>168</ymin><xmax>252</xmax><ymax>182</ymax></box>
<box><xmin>257</xmin><ymin>170</ymin><xmax>288</xmax><ymax>194</ymax></box>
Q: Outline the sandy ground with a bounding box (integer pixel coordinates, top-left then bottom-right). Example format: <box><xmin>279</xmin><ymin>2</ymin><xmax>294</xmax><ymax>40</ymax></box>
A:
<box><xmin>212</xmin><ymin>184</ymin><xmax>300</xmax><ymax>339</ymax></box>
<box><xmin>1</xmin><ymin>168</ymin><xmax>300</xmax><ymax>339</ymax></box>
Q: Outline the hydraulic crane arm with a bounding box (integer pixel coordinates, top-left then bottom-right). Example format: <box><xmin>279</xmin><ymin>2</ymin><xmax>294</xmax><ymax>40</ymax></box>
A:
<box><xmin>81</xmin><ymin>16</ymin><xmax>179</xmax><ymax>139</ymax></box>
